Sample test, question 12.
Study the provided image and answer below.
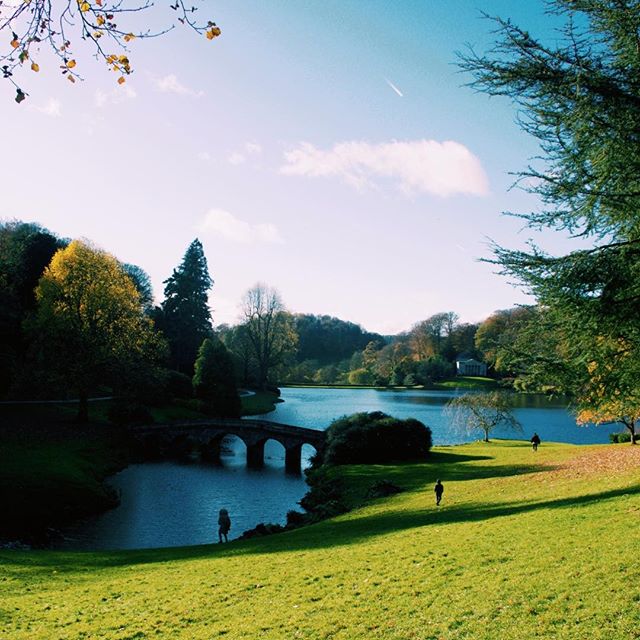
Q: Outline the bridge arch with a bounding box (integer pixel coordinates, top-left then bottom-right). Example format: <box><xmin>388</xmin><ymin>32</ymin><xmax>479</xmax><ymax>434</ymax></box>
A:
<box><xmin>201</xmin><ymin>432</ymin><xmax>248</xmax><ymax>463</ymax></box>
<box><xmin>263</xmin><ymin>438</ymin><xmax>287</xmax><ymax>467</ymax></box>
<box><xmin>130</xmin><ymin>419</ymin><xmax>326</xmax><ymax>473</ymax></box>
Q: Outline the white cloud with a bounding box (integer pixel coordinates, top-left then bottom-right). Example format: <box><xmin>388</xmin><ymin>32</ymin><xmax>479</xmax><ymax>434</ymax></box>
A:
<box><xmin>29</xmin><ymin>98</ymin><xmax>62</xmax><ymax>117</ymax></box>
<box><xmin>227</xmin><ymin>141</ymin><xmax>263</xmax><ymax>165</ymax></box>
<box><xmin>228</xmin><ymin>152</ymin><xmax>246</xmax><ymax>165</ymax></box>
<box><xmin>198</xmin><ymin>208</ymin><xmax>284</xmax><ymax>244</ymax></box>
<box><xmin>245</xmin><ymin>141</ymin><xmax>262</xmax><ymax>155</ymax></box>
<box><xmin>95</xmin><ymin>85</ymin><xmax>137</xmax><ymax>108</ymax></box>
<box><xmin>280</xmin><ymin>139</ymin><xmax>490</xmax><ymax>197</ymax></box>
<box><xmin>152</xmin><ymin>74</ymin><xmax>203</xmax><ymax>97</ymax></box>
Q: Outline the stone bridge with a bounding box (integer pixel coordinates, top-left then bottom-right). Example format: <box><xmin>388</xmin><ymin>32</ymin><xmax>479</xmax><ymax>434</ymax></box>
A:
<box><xmin>130</xmin><ymin>419</ymin><xmax>326</xmax><ymax>473</ymax></box>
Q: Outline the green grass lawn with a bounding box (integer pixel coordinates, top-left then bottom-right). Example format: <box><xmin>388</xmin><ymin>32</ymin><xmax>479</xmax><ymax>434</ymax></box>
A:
<box><xmin>283</xmin><ymin>378</ymin><xmax>499</xmax><ymax>391</ymax></box>
<box><xmin>240</xmin><ymin>390</ymin><xmax>281</xmax><ymax>416</ymax></box>
<box><xmin>434</xmin><ymin>376</ymin><xmax>499</xmax><ymax>390</ymax></box>
<box><xmin>2</xmin><ymin>440</ymin><xmax>640</xmax><ymax>639</ymax></box>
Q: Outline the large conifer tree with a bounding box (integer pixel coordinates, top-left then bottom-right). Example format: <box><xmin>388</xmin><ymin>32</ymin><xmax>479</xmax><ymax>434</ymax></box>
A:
<box><xmin>460</xmin><ymin>1</ymin><xmax>640</xmax><ymax>437</ymax></box>
<box><xmin>162</xmin><ymin>239</ymin><xmax>213</xmax><ymax>374</ymax></box>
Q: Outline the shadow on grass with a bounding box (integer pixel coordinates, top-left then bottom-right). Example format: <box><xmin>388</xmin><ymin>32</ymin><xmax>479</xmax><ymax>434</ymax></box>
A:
<box><xmin>0</xmin><ymin>448</ymin><xmax>567</xmax><ymax>573</ymax></box>
<box><xmin>337</xmin><ymin>449</ymin><xmax>554</xmax><ymax>499</ymax></box>
<box><xmin>4</xmin><ymin>483</ymin><xmax>637</xmax><ymax>575</ymax></box>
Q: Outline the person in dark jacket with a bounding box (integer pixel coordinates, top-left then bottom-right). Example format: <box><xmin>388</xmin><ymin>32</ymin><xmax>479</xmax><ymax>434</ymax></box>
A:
<box><xmin>218</xmin><ymin>508</ymin><xmax>231</xmax><ymax>543</ymax></box>
<box><xmin>531</xmin><ymin>433</ymin><xmax>541</xmax><ymax>452</ymax></box>
<box><xmin>434</xmin><ymin>479</ymin><xmax>444</xmax><ymax>506</ymax></box>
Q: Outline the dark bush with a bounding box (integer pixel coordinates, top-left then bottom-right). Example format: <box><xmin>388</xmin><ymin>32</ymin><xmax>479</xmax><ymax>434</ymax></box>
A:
<box><xmin>609</xmin><ymin>432</ymin><xmax>640</xmax><ymax>443</ymax></box>
<box><xmin>239</xmin><ymin>522</ymin><xmax>285</xmax><ymax>539</ymax></box>
<box><xmin>108</xmin><ymin>402</ymin><xmax>154</xmax><ymax>426</ymax></box>
<box><xmin>365</xmin><ymin>480</ymin><xmax>404</xmax><ymax>499</ymax></box>
<box><xmin>321</xmin><ymin>411</ymin><xmax>432</xmax><ymax>465</ymax></box>
<box><xmin>299</xmin><ymin>468</ymin><xmax>349</xmax><ymax>518</ymax></box>
<box><xmin>166</xmin><ymin>370</ymin><xmax>193</xmax><ymax>399</ymax></box>
<box><xmin>286</xmin><ymin>510</ymin><xmax>307</xmax><ymax>527</ymax></box>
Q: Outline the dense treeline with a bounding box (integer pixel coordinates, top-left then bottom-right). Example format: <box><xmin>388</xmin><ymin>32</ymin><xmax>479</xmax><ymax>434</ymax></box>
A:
<box><xmin>0</xmin><ymin>222</ymin><xmax>239</xmax><ymax>421</ymax></box>
<box><xmin>1</xmin><ymin>219</ymin><xmax>543</xmax><ymax>422</ymax></box>
<box><xmin>277</xmin><ymin>311</ymin><xmax>484</xmax><ymax>387</ymax></box>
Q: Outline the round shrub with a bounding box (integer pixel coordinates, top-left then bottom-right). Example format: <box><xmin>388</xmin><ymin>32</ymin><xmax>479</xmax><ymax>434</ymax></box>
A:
<box><xmin>322</xmin><ymin>411</ymin><xmax>432</xmax><ymax>465</ymax></box>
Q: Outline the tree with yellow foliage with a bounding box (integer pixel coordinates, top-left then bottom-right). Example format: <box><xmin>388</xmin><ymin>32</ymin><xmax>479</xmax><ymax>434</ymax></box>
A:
<box><xmin>575</xmin><ymin>338</ymin><xmax>640</xmax><ymax>445</ymax></box>
<box><xmin>32</xmin><ymin>240</ymin><xmax>166</xmax><ymax>422</ymax></box>
<box><xmin>1</xmin><ymin>0</ymin><xmax>220</xmax><ymax>103</ymax></box>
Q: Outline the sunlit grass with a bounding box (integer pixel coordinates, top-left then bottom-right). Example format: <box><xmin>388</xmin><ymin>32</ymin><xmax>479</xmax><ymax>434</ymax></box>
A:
<box><xmin>435</xmin><ymin>376</ymin><xmax>498</xmax><ymax>390</ymax></box>
<box><xmin>3</xmin><ymin>440</ymin><xmax>640</xmax><ymax>639</ymax></box>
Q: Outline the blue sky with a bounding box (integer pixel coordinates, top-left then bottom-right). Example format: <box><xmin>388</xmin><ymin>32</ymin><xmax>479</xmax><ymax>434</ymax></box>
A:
<box><xmin>1</xmin><ymin>1</ymin><xmax>583</xmax><ymax>333</ymax></box>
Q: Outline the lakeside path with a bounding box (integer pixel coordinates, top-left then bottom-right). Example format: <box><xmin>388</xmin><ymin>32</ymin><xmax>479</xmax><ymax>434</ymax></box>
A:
<box><xmin>2</xmin><ymin>440</ymin><xmax>640</xmax><ymax>639</ymax></box>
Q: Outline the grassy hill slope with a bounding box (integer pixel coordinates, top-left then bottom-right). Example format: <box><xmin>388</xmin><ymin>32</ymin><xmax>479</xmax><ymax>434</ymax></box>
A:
<box><xmin>2</xmin><ymin>440</ymin><xmax>640</xmax><ymax>639</ymax></box>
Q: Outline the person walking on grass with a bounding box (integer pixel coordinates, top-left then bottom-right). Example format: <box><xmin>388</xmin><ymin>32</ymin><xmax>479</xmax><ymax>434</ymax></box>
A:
<box><xmin>531</xmin><ymin>433</ymin><xmax>541</xmax><ymax>452</ymax></box>
<box><xmin>218</xmin><ymin>508</ymin><xmax>231</xmax><ymax>543</ymax></box>
<box><xmin>434</xmin><ymin>479</ymin><xmax>444</xmax><ymax>506</ymax></box>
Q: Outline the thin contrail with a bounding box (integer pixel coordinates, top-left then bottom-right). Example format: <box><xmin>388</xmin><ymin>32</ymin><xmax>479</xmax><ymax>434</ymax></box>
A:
<box><xmin>385</xmin><ymin>78</ymin><xmax>404</xmax><ymax>97</ymax></box>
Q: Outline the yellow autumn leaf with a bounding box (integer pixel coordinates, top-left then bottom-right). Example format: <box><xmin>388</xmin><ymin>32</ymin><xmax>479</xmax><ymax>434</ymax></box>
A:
<box><xmin>123</xmin><ymin>33</ymin><xmax>136</xmax><ymax>42</ymax></box>
<box><xmin>10</xmin><ymin>38</ymin><xmax>19</xmax><ymax>49</ymax></box>
<box><xmin>205</xmin><ymin>26</ymin><xmax>221</xmax><ymax>40</ymax></box>
<box><xmin>79</xmin><ymin>2</ymin><xmax>90</xmax><ymax>12</ymax></box>
<box><xmin>118</xmin><ymin>76</ymin><xmax>125</xmax><ymax>84</ymax></box>
<box><xmin>67</xmin><ymin>59</ymin><xmax>77</xmax><ymax>69</ymax></box>
<box><xmin>31</xmin><ymin>62</ymin><xmax>39</xmax><ymax>72</ymax></box>
<box><xmin>97</xmin><ymin>15</ymin><xmax>105</xmax><ymax>25</ymax></box>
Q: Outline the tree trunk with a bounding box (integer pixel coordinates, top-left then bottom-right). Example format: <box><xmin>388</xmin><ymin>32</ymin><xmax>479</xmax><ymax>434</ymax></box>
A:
<box><xmin>484</xmin><ymin>429</ymin><xmax>489</xmax><ymax>443</ymax></box>
<box><xmin>77</xmin><ymin>390</ymin><xmax>89</xmax><ymax>423</ymax></box>
<box><xmin>629</xmin><ymin>423</ymin><xmax>636</xmax><ymax>445</ymax></box>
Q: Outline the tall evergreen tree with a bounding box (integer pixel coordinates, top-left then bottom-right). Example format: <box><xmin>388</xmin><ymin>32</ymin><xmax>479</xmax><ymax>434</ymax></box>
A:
<box><xmin>161</xmin><ymin>239</ymin><xmax>213</xmax><ymax>374</ymax></box>
<box><xmin>460</xmin><ymin>2</ymin><xmax>640</xmax><ymax>434</ymax></box>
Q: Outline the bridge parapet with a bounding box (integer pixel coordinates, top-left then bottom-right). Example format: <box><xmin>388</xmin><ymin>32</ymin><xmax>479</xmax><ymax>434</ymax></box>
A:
<box><xmin>129</xmin><ymin>418</ymin><xmax>326</xmax><ymax>472</ymax></box>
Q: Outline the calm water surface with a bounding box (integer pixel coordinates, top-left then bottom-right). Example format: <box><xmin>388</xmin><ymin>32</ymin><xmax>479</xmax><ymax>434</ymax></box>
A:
<box><xmin>58</xmin><ymin>386</ymin><xmax>610</xmax><ymax>550</ymax></box>
<box><xmin>262</xmin><ymin>387</ymin><xmax>610</xmax><ymax>445</ymax></box>
<box><xmin>56</xmin><ymin>446</ymin><xmax>311</xmax><ymax>550</ymax></box>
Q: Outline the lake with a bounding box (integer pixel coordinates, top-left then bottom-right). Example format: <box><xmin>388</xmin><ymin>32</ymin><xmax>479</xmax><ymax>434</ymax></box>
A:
<box><xmin>56</xmin><ymin>386</ymin><xmax>611</xmax><ymax>550</ymax></box>
<box><xmin>261</xmin><ymin>386</ymin><xmax>610</xmax><ymax>445</ymax></box>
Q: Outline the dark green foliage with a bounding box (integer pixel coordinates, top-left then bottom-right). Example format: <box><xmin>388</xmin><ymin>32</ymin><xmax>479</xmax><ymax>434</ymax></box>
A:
<box><xmin>365</xmin><ymin>479</ymin><xmax>404</xmax><ymax>499</ymax></box>
<box><xmin>609</xmin><ymin>432</ymin><xmax>640</xmax><ymax>444</ymax></box>
<box><xmin>0</xmin><ymin>221</ymin><xmax>62</xmax><ymax>397</ymax></box>
<box><xmin>294</xmin><ymin>314</ymin><xmax>384</xmax><ymax>365</ymax></box>
<box><xmin>299</xmin><ymin>467</ymin><xmax>349</xmax><ymax>517</ymax></box>
<box><xmin>286</xmin><ymin>510</ymin><xmax>307</xmax><ymax>527</ymax></box>
<box><xmin>108</xmin><ymin>402</ymin><xmax>154</xmax><ymax>426</ymax></box>
<box><xmin>415</xmin><ymin>356</ymin><xmax>453</xmax><ymax>384</ymax></box>
<box><xmin>166</xmin><ymin>370</ymin><xmax>194</xmax><ymax>399</ymax></box>
<box><xmin>192</xmin><ymin>337</ymin><xmax>240</xmax><ymax>418</ymax></box>
<box><xmin>403</xmin><ymin>374</ymin><xmax>416</xmax><ymax>387</ymax></box>
<box><xmin>459</xmin><ymin>2</ymin><xmax>640</xmax><ymax>415</ymax></box>
<box><xmin>123</xmin><ymin>263</ymin><xmax>154</xmax><ymax>313</ymax></box>
<box><xmin>161</xmin><ymin>239</ymin><xmax>213</xmax><ymax>375</ymax></box>
<box><xmin>321</xmin><ymin>411</ymin><xmax>432</xmax><ymax>465</ymax></box>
